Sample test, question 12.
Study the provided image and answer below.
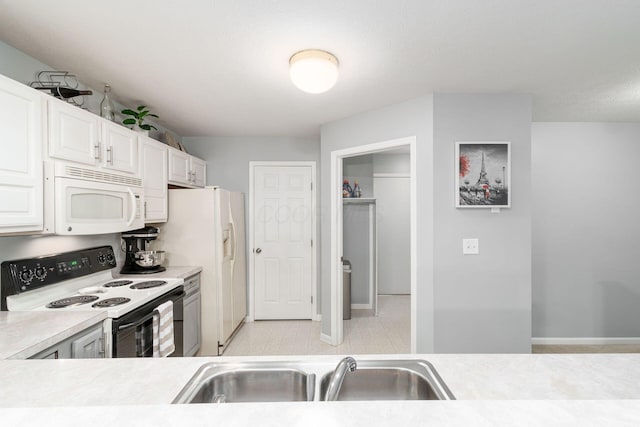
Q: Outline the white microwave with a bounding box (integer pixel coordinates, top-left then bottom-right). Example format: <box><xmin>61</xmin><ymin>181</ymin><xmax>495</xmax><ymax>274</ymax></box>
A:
<box><xmin>52</xmin><ymin>163</ymin><xmax>144</xmax><ymax>235</ymax></box>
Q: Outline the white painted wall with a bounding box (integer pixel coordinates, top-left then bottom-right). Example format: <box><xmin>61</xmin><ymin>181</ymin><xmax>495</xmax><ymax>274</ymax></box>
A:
<box><xmin>532</xmin><ymin>123</ymin><xmax>640</xmax><ymax>339</ymax></box>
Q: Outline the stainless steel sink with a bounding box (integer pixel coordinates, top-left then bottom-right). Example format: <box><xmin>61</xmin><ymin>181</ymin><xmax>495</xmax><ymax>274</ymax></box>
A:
<box><xmin>319</xmin><ymin>360</ymin><xmax>455</xmax><ymax>401</ymax></box>
<box><xmin>172</xmin><ymin>362</ymin><xmax>316</xmax><ymax>403</ymax></box>
<box><xmin>172</xmin><ymin>358</ymin><xmax>454</xmax><ymax>404</ymax></box>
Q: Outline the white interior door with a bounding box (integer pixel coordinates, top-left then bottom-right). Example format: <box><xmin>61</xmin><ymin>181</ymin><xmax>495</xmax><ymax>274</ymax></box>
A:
<box><xmin>253</xmin><ymin>165</ymin><xmax>313</xmax><ymax>319</ymax></box>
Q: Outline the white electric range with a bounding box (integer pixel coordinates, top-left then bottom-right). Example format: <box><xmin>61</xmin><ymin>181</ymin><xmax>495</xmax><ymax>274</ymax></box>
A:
<box><xmin>1</xmin><ymin>246</ymin><xmax>184</xmax><ymax>357</ymax></box>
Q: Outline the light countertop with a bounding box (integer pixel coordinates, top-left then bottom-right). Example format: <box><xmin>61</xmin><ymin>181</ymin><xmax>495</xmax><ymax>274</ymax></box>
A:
<box><xmin>0</xmin><ymin>353</ymin><xmax>639</xmax><ymax>425</ymax></box>
<box><xmin>0</xmin><ymin>311</ymin><xmax>107</xmax><ymax>360</ymax></box>
<box><xmin>115</xmin><ymin>265</ymin><xmax>202</xmax><ymax>281</ymax></box>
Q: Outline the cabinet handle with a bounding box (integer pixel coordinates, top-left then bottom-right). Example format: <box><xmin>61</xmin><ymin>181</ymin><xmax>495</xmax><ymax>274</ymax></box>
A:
<box><xmin>144</xmin><ymin>201</ymin><xmax>147</xmax><ymax>219</ymax></box>
<box><xmin>94</xmin><ymin>142</ymin><xmax>101</xmax><ymax>160</ymax></box>
<box><xmin>106</xmin><ymin>147</ymin><xmax>113</xmax><ymax>165</ymax></box>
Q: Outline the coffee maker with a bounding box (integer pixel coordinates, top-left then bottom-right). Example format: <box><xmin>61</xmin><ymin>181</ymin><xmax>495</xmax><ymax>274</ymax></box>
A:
<box><xmin>120</xmin><ymin>226</ymin><xmax>166</xmax><ymax>274</ymax></box>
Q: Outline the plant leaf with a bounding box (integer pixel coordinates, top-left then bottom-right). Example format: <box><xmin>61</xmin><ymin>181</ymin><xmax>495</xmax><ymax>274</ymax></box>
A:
<box><xmin>123</xmin><ymin>118</ymin><xmax>136</xmax><ymax>125</ymax></box>
<box><xmin>148</xmin><ymin>114</ymin><xmax>159</xmax><ymax>118</ymax></box>
<box><xmin>138</xmin><ymin>111</ymin><xmax>149</xmax><ymax>119</ymax></box>
<box><xmin>140</xmin><ymin>124</ymin><xmax>158</xmax><ymax>131</ymax></box>
<box><xmin>121</xmin><ymin>109</ymin><xmax>138</xmax><ymax>117</ymax></box>
<box><xmin>137</xmin><ymin>105</ymin><xmax>147</xmax><ymax>111</ymax></box>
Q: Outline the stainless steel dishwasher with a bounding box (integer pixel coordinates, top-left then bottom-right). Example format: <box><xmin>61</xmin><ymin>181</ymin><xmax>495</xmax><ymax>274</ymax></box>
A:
<box><xmin>181</xmin><ymin>274</ymin><xmax>202</xmax><ymax>357</ymax></box>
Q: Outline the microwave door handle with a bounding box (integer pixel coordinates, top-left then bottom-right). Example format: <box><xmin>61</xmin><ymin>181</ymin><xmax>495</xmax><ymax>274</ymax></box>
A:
<box><xmin>126</xmin><ymin>188</ymin><xmax>137</xmax><ymax>226</ymax></box>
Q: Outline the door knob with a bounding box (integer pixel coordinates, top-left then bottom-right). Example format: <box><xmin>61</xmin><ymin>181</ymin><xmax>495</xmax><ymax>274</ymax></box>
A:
<box><xmin>255</xmin><ymin>248</ymin><xmax>262</xmax><ymax>254</ymax></box>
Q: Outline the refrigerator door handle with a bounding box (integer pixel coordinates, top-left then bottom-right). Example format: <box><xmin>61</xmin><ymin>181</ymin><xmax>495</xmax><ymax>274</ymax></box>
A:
<box><xmin>229</xmin><ymin>220</ymin><xmax>236</xmax><ymax>262</ymax></box>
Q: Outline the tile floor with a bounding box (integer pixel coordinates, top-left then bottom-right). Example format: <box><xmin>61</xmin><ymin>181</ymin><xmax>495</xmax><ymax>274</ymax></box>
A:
<box><xmin>223</xmin><ymin>295</ymin><xmax>411</xmax><ymax>356</ymax></box>
<box><xmin>223</xmin><ymin>295</ymin><xmax>639</xmax><ymax>356</ymax></box>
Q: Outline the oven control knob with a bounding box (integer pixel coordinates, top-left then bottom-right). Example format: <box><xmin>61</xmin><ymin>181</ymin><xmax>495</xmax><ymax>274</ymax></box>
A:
<box><xmin>19</xmin><ymin>269</ymin><xmax>34</xmax><ymax>283</ymax></box>
<box><xmin>106</xmin><ymin>253</ymin><xmax>115</xmax><ymax>264</ymax></box>
<box><xmin>35</xmin><ymin>266</ymin><xmax>47</xmax><ymax>280</ymax></box>
<box><xmin>97</xmin><ymin>254</ymin><xmax>106</xmax><ymax>265</ymax></box>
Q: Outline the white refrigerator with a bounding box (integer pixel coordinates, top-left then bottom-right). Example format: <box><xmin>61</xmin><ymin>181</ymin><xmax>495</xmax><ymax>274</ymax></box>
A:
<box><xmin>156</xmin><ymin>187</ymin><xmax>247</xmax><ymax>355</ymax></box>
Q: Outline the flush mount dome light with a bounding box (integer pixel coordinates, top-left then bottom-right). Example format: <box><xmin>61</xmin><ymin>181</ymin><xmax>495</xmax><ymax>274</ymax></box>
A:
<box><xmin>289</xmin><ymin>49</ymin><xmax>339</xmax><ymax>94</ymax></box>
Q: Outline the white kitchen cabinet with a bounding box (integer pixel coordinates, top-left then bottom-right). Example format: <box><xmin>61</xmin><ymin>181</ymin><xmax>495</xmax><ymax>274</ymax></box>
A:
<box><xmin>70</xmin><ymin>325</ymin><xmax>104</xmax><ymax>358</ymax></box>
<box><xmin>101</xmin><ymin>120</ymin><xmax>139</xmax><ymax>175</ymax></box>
<box><xmin>30</xmin><ymin>322</ymin><xmax>105</xmax><ymax>359</ymax></box>
<box><xmin>191</xmin><ymin>156</ymin><xmax>206</xmax><ymax>187</ymax></box>
<box><xmin>0</xmin><ymin>74</ymin><xmax>45</xmax><ymax>234</ymax></box>
<box><xmin>141</xmin><ymin>136</ymin><xmax>168</xmax><ymax>222</ymax></box>
<box><xmin>168</xmin><ymin>146</ymin><xmax>191</xmax><ymax>186</ymax></box>
<box><xmin>182</xmin><ymin>274</ymin><xmax>201</xmax><ymax>357</ymax></box>
<box><xmin>48</xmin><ymin>97</ymin><xmax>100</xmax><ymax>166</ymax></box>
<box><xmin>168</xmin><ymin>146</ymin><xmax>206</xmax><ymax>188</ymax></box>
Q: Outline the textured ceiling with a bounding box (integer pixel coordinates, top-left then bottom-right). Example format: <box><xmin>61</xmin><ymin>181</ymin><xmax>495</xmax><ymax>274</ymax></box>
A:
<box><xmin>0</xmin><ymin>0</ymin><xmax>639</xmax><ymax>137</ymax></box>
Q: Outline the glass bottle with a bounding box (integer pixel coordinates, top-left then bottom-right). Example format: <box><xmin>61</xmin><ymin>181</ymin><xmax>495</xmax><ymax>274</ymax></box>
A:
<box><xmin>353</xmin><ymin>180</ymin><xmax>361</xmax><ymax>198</ymax></box>
<box><xmin>100</xmin><ymin>84</ymin><xmax>115</xmax><ymax>121</ymax></box>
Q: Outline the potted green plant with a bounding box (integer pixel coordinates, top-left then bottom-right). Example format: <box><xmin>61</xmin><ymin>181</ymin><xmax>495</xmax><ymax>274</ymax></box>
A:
<box><xmin>121</xmin><ymin>105</ymin><xmax>159</xmax><ymax>135</ymax></box>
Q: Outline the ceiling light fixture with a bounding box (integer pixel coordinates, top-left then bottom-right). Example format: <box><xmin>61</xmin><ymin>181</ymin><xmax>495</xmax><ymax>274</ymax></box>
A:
<box><xmin>289</xmin><ymin>49</ymin><xmax>339</xmax><ymax>94</ymax></box>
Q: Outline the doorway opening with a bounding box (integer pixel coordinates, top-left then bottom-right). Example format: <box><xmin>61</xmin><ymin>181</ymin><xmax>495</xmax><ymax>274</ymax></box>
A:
<box><xmin>328</xmin><ymin>136</ymin><xmax>417</xmax><ymax>352</ymax></box>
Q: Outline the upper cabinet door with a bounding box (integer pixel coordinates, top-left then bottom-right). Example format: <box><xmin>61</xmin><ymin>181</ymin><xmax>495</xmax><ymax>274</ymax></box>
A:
<box><xmin>0</xmin><ymin>76</ymin><xmax>44</xmax><ymax>233</ymax></box>
<box><xmin>168</xmin><ymin>147</ymin><xmax>191</xmax><ymax>186</ymax></box>
<box><xmin>141</xmin><ymin>137</ymin><xmax>168</xmax><ymax>222</ymax></box>
<box><xmin>102</xmin><ymin>121</ymin><xmax>139</xmax><ymax>175</ymax></box>
<box><xmin>191</xmin><ymin>156</ymin><xmax>206</xmax><ymax>187</ymax></box>
<box><xmin>48</xmin><ymin>98</ymin><xmax>100</xmax><ymax>166</ymax></box>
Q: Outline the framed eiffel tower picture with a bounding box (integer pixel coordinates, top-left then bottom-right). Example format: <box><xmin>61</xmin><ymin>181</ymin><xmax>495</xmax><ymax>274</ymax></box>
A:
<box><xmin>455</xmin><ymin>141</ymin><xmax>511</xmax><ymax>208</ymax></box>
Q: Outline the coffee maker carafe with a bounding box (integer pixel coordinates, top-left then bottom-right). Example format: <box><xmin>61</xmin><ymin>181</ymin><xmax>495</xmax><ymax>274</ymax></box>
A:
<box><xmin>120</xmin><ymin>226</ymin><xmax>166</xmax><ymax>274</ymax></box>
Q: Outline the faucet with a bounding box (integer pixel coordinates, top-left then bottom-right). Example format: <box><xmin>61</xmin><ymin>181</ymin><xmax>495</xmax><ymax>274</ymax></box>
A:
<box><xmin>324</xmin><ymin>356</ymin><xmax>357</xmax><ymax>401</ymax></box>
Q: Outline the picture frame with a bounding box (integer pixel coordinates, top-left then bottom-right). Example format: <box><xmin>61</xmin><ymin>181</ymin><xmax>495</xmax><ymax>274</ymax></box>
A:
<box><xmin>455</xmin><ymin>141</ymin><xmax>511</xmax><ymax>208</ymax></box>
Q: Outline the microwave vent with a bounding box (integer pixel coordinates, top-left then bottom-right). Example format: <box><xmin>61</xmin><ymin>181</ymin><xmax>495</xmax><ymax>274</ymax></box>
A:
<box><xmin>65</xmin><ymin>165</ymin><xmax>142</xmax><ymax>187</ymax></box>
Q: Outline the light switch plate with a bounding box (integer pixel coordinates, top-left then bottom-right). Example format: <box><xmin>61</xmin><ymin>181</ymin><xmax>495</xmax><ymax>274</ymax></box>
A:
<box><xmin>463</xmin><ymin>238</ymin><xmax>479</xmax><ymax>255</ymax></box>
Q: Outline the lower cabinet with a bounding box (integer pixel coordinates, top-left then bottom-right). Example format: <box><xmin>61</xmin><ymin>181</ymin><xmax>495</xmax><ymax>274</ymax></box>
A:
<box><xmin>182</xmin><ymin>274</ymin><xmax>201</xmax><ymax>357</ymax></box>
<box><xmin>30</xmin><ymin>322</ymin><xmax>105</xmax><ymax>359</ymax></box>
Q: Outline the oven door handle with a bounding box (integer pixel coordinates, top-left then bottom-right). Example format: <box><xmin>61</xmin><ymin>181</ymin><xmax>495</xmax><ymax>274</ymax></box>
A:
<box><xmin>117</xmin><ymin>311</ymin><xmax>156</xmax><ymax>331</ymax></box>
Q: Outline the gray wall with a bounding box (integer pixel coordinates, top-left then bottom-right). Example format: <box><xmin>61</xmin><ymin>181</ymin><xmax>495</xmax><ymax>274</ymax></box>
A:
<box><xmin>343</xmin><ymin>155</ymin><xmax>373</xmax><ymax>198</ymax></box>
<box><xmin>432</xmin><ymin>94</ymin><xmax>532</xmax><ymax>353</ymax></box>
<box><xmin>182</xmin><ymin>136</ymin><xmax>321</xmax><ymax>314</ymax></box>
<box><xmin>343</xmin><ymin>203</ymin><xmax>373</xmax><ymax>305</ymax></box>
<box><xmin>320</xmin><ymin>96</ymin><xmax>435</xmax><ymax>351</ymax></box>
<box><xmin>0</xmin><ymin>40</ymin><xmax>176</xmax><ymax>140</ymax></box>
<box><xmin>532</xmin><ymin>123</ymin><xmax>640</xmax><ymax>338</ymax></box>
<box><xmin>373</xmin><ymin>152</ymin><xmax>411</xmax><ymax>174</ymax></box>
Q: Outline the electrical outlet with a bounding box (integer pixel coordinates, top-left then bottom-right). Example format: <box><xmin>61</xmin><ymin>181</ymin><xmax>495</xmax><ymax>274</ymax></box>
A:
<box><xmin>462</xmin><ymin>238</ymin><xmax>479</xmax><ymax>255</ymax></box>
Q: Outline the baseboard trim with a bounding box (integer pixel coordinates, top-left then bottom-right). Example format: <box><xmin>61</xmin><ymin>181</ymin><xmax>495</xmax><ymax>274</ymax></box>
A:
<box><xmin>351</xmin><ymin>303</ymin><xmax>372</xmax><ymax>310</ymax></box>
<box><xmin>320</xmin><ymin>332</ymin><xmax>333</xmax><ymax>345</ymax></box>
<box><xmin>532</xmin><ymin>337</ymin><xmax>640</xmax><ymax>345</ymax></box>
<box><xmin>313</xmin><ymin>314</ymin><xmax>322</xmax><ymax>321</ymax></box>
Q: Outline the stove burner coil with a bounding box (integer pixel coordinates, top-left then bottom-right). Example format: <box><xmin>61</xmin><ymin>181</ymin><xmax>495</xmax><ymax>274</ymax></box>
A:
<box><xmin>130</xmin><ymin>280</ymin><xmax>167</xmax><ymax>290</ymax></box>
<box><xmin>103</xmin><ymin>280</ymin><xmax>133</xmax><ymax>288</ymax></box>
<box><xmin>92</xmin><ymin>297</ymin><xmax>131</xmax><ymax>308</ymax></box>
<box><xmin>46</xmin><ymin>295</ymin><xmax>99</xmax><ymax>308</ymax></box>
